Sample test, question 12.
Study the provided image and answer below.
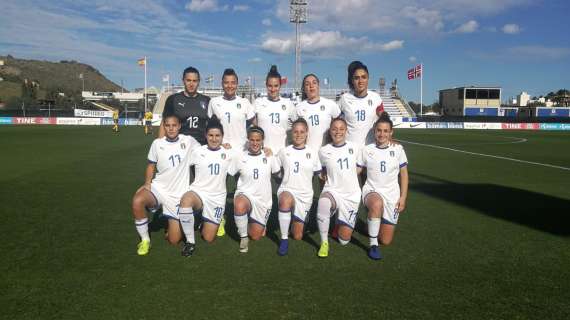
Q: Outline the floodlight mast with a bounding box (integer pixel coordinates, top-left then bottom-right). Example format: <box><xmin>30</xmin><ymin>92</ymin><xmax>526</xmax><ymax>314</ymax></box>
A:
<box><xmin>290</xmin><ymin>1</ymin><xmax>307</xmax><ymax>93</ymax></box>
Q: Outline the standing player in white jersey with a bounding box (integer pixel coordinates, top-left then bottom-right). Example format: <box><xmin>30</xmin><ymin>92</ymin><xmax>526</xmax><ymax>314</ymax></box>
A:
<box><xmin>316</xmin><ymin>117</ymin><xmax>363</xmax><ymax>258</ymax></box>
<box><xmin>338</xmin><ymin>61</ymin><xmax>385</xmax><ymax>146</ymax></box>
<box><xmin>360</xmin><ymin>113</ymin><xmax>408</xmax><ymax>260</ymax></box>
<box><xmin>275</xmin><ymin>118</ymin><xmax>322</xmax><ymax>256</ymax></box>
<box><xmin>177</xmin><ymin>117</ymin><xmax>237</xmax><ymax>257</ymax></box>
<box><xmin>207</xmin><ymin>68</ymin><xmax>255</xmax><ymax>151</ymax></box>
<box><xmin>296</xmin><ymin>74</ymin><xmax>341</xmax><ymax>151</ymax></box>
<box><xmin>233</xmin><ymin>126</ymin><xmax>281</xmax><ymax>253</ymax></box>
<box><xmin>253</xmin><ymin>65</ymin><xmax>296</xmax><ymax>154</ymax></box>
<box><xmin>130</xmin><ymin>114</ymin><xmax>200</xmax><ymax>256</ymax></box>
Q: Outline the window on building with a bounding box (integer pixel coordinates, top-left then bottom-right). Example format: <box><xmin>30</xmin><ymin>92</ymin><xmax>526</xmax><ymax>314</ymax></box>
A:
<box><xmin>489</xmin><ymin>89</ymin><xmax>500</xmax><ymax>99</ymax></box>
<box><xmin>476</xmin><ymin>89</ymin><xmax>489</xmax><ymax>99</ymax></box>
<box><xmin>466</xmin><ymin>89</ymin><xmax>476</xmax><ymax>99</ymax></box>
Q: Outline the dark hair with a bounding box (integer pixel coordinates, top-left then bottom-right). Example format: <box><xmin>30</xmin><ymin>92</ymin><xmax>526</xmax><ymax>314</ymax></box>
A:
<box><xmin>301</xmin><ymin>73</ymin><xmax>319</xmax><ymax>101</ymax></box>
<box><xmin>182</xmin><ymin>66</ymin><xmax>200</xmax><ymax>80</ymax></box>
<box><xmin>222</xmin><ymin>68</ymin><xmax>238</xmax><ymax>82</ymax></box>
<box><xmin>247</xmin><ymin>125</ymin><xmax>265</xmax><ymax>139</ymax></box>
<box><xmin>330</xmin><ymin>116</ymin><xmax>347</xmax><ymax>128</ymax></box>
<box><xmin>347</xmin><ymin>60</ymin><xmax>368</xmax><ymax>91</ymax></box>
<box><xmin>206</xmin><ymin>115</ymin><xmax>224</xmax><ymax>136</ymax></box>
<box><xmin>374</xmin><ymin>111</ymin><xmax>393</xmax><ymax>130</ymax></box>
<box><xmin>291</xmin><ymin>117</ymin><xmax>309</xmax><ymax>130</ymax></box>
<box><xmin>266</xmin><ymin>65</ymin><xmax>281</xmax><ymax>84</ymax></box>
<box><xmin>162</xmin><ymin>112</ymin><xmax>182</xmax><ymax>124</ymax></box>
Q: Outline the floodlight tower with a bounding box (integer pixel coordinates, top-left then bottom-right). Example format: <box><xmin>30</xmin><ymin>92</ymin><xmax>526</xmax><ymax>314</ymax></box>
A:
<box><xmin>290</xmin><ymin>0</ymin><xmax>307</xmax><ymax>92</ymax></box>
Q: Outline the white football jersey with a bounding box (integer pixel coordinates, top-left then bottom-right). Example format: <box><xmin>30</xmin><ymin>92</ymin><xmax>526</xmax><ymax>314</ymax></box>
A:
<box><xmin>296</xmin><ymin>97</ymin><xmax>341</xmax><ymax>151</ymax></box>
<box><xmin>319</xmin><ymin>141</ymin><xmax>362</xmax><ymax>199</ymax></box>
<box><xmin>147</xmin><ymin>135</ymin><xmax>200</xmax><ymax>195</ymax></box>
<box><xmin>276</xmin><ymin>145</ymin><xmax>322</xmax><ymax>200</ymax></box>
<box><xmin>254</xmin><ymin>97</ymin><xmax>297</xmax><ymax>153</ymax></box>
<box><xmin>208</xmin><ymin>96</ymin><xmax>255</xmax><ymax>150</ymax></box>
<box><xmin>188</xmin><ymin>145</ymin><xmax>237</xmax><ymax>196</ymax></box>
<box><xmin>234</xmin><ymin>151</ymin><xmax>281</xmax><ymax>208</ymax></box>
<box><xmin>360</xmin><ymin>144</ymin><xmax>408</xmax><ymax>202</ymax></box>
<box><xmin>338</xmin><ymin>91</ymin><xmax>383</xmax><ymax>145</ymax></box>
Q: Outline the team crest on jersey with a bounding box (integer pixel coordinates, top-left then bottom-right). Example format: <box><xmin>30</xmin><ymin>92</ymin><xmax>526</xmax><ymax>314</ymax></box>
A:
<box><xmin>390</xmin><ymin>151</ymin><xmax>395</xmax><ymax>157</ymax></box>
<box><xmin>263</xmin><ymin>158</ymin><xmax>267</xmax><ymax>164</ymax></box>
<box><xmin>200</xmin><ymin>101</ymin><xmax>206</xmax><ymax>110</ymax></box>
<box><xmin>349</xmin><ymin>148</ymin><xmax>354</xmax><ymax>154</ymax></box>
<box><xmin>237</xmin><ymin>103</ymin><xmax>242</xmax><ymax>109</ymax></box>
<box><xmin>181</xmin><ymin>143</ymin><xmax>186</xmax><ymax>149</ymax></box>
<box><xmin>306</xmin><ymin>153</ymin><xmax>311</xmax><ymax>159</ymax></box>
<box><xmin>320</xmin><ymin>105</ymin><xmax>325</xmax><ymax>111</ymax></box>
<box><xmin>221</xmin><ymin>153</ymin><xmax>226</xmax><ymax>159</ymax></box>
<box><xmin>282</xmin><ymin>105</ymin><xmax>286</xmax><ymax>110</ymax></box>
<box><xmin>368</xmin><ymin>99</ymin><xmax>373</xmax><ymax>106</ymax></box>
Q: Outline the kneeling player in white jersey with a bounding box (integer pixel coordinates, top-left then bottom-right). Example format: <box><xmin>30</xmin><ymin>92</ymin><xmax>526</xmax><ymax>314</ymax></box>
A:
<box><xmin>131</xmin><ymin>114</ymin><xmax>200</xmax><ymax>255</ymax></box>
<box><xmin>178</xmin><ymin>117</ymin><xmax>237</xmax><ymax>257</ymax></box>
<box><xmin>296</xmin><ymin>74</ymin><xmax>341</xmax><ymax>151</ymax></box>
<box><xmin>316</xmin><ymin>117</ymin><xmax>363</xmax><ymax>258</ymax></box>
<box><xmin>253</xmin><ymin>65</ymin><xmax>296</xmax><ymax>154</ymax></box>
<box><xmin>275</xmin><ymin>118</ymin><xmax>322</xmax><ymax>256</ymax></box>
<box><xmin>360</xmin><ymin>113</ymin><xmax>408</xmax><ymax>260</ymax></box>
<box><xmin>233</xmin><ymin>126</ymin><xmax>281</xmax><ymax>253</ymax></box>
<box><xmin>338</xmin><ymin>61</ymin><xmax>385</xmax><ymax>146</ymax></box>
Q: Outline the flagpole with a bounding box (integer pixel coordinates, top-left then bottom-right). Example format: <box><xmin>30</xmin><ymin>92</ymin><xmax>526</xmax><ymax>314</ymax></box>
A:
<box><xmin>420</xmin><ymin>62</ymin><xmax>423</xmax><ymax>116</ymax></box>
<box><xmin>144</xmin><ymin>56</ymin><xmax>148</xmax><ymax>113</ymax></box>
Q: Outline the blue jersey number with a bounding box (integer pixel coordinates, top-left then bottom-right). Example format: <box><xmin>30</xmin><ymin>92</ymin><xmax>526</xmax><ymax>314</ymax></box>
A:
<box><xmin>208</xmin><ymin>163</ymin><xmax>220</xmax><ymax>175</ymax></box>
<box><xmin>293</xmin><ymin>161</ymin><xmax>300</xmax><ymax>173</ymax></box>
<box><xmin>355</xmin><ymin>110</ymin><xmax>366</xmax><ymax>122</ymax></box>
<box><xmin>270</xmin><ymin>112</ymin><xmax>280</xmax><ymax>124</ymax></box>
<box><xmin>308</xmin><ymin>114</ymin><xmax>320</xmax><ymax>126</ymax></box>
<box><xmin>380</xmin><ymin>161</ymin><xmax>386</xmax><ymax>173</ymax></box>
<box><xmin>253</xmin><ymin>168</ymin><xmax>259</xmax><ymax>179</ymax></box>
<box><xmin>224</xmin><ymin>112</ymin><xmax>231</xmax><ymax>123</ymax></box>
<box><xmin>214</xmin><ymin>207</ymin><xmax>223</xmax><ymax>220</ymax></box>
<box><xmin>336</xmin><ymin>157</ymin><xmax>349</xmax><ymax>170</ymax></box>
<box><xmin>168</xmin><ymin>154</ymin><xmax>181</xmax><ymax>167</ymax></box>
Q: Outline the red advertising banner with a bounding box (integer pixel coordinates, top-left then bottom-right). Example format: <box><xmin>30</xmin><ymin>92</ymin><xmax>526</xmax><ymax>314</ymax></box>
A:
<box><xmin>13</xmin><ymin>117</ymin><xmax>57</xmax><ymax>125</ymax></box>
<box><xmin>501</xmin><ymin>123</ymin><xmax>540</xmax><ymax>130</ymax></box>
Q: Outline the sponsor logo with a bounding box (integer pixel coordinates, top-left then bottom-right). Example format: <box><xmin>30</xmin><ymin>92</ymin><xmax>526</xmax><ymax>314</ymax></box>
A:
<box><xmin>393</xmin><ymin>123</ymin><xmax>401</xmax><ymax>127</ymax></box>
<box><xmin>178</xmin><ymin>102</ymin><xmax>185</xmax><ymax>107</ymax></box>
<box><xmin>410</xmin><ymin>123</ymin><xmax>422</xmax><ymax>128</ymax></box>
<box><xmin>200</xmin><ymin>101</ymin><xmax>206</xmax><ymax>110</ymax></box>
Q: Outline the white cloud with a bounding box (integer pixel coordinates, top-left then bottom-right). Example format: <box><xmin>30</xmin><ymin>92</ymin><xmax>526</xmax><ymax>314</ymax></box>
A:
<box><xmin>507</xmin><ymin>46</ymin><xmax>570</xmax><ymax>59</ymax></box>
<box><xmin>502</xmin><ymin>24</ymin><xmax>521</xmax><ymax>34</ymax></box>
<box><xmin>454</xmin><ymin>20</ymin><xmax>479</xmax><ymax>33</ymax></box>
<box><xmin>248</xmin><ymin>57</ymin><xmax>263</xmax><ymax>63</ymax></box>
<box><xmin>261</xmin><ymin>31</ymin><xmax>403</xmax><ymax>56</ymax></box>
<box><xmin>262</xmin><ymin>18</ymin><xmax>272</xmax><ymax>26</ymax></box>
<box><xmin>233</xmin><ymin>5</ymin><xmax>249</xmax><ymax>12</ymax></box>
<box><xmin>409</xmin><ymin>56</ymin><xmax>417</xmax><ymax>62</ymax></box>
<box><xmin>185</xmin><ymin>0</ymin><xmax>228</xmax><ymax>12</ymax></box>
<box><xmin>275</xmin><ymin>0</ymin><xmax>532</xmax><ymax>34</ymax></box>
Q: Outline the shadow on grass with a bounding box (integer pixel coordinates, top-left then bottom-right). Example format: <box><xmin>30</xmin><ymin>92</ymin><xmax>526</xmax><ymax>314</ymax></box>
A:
<box><xmin>410</xmin><ymin>172</ymin><xmax>570</xmax><ymax>236</ymax></box>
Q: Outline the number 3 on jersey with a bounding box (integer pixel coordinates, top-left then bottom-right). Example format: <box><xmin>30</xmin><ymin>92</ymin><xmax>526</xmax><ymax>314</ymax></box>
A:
<box><xmin>169</xmin><ymin>154</ymin><xmax>181</xmax><ymax>167</ymax></box>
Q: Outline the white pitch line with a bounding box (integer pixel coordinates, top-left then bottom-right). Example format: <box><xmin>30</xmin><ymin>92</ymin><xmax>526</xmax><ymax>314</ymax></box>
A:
<box><xmin>400</xmin><ymin>139</ymin><xmax>570</xmax><ymax>171</ymax></box>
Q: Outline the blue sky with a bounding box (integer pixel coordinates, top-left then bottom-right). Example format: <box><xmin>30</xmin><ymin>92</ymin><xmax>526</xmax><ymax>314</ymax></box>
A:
<box><xmin>1</xmin><ymin>0</ymin><xmax>569</xmax><ymax>104</ymax></box>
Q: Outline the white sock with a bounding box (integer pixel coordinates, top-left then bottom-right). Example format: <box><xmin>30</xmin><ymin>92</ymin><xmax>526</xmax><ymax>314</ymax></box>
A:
<box><xmin>317</xmin><ymin>197</ymin><xmax>332</xmax><ymax>244</ymax></box>
<box><xmin>278</xmin><ymin>210</ymin><xmax>291</xmax><ymax>240</ymax></box>
<box><xmin>368</xmin><ymin>218</ymin><xmax>380</xmax><ymax>246</ymax></box>
<box><xmin>135</xmin><ymin>218</ymin><xmax>150</xmax><ymax>241</ymax></box>
<box><xmin>179</xmin><ymin>207</ymin><xmax>195</xmax><ymax>244</ymax></box>
<box><xmin>234</xmin><ymin>214</ymin><xmax>248</xmax><ymax>238</ymax></box>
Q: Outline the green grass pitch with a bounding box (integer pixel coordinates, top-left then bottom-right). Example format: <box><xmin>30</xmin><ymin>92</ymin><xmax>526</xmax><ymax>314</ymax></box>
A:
<box><xmin>1</xmin><ymin>126</ymin><xmax>569</xmax><ymax>319</ymax></box>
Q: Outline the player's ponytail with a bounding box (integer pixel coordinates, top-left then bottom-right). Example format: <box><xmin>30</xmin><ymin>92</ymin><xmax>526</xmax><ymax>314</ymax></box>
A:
<box><xmin>266</xmin><ymin>65</ymin><xmax>281</xmax><ymax>84</ymax></box>
<box><xmin>374</xmin><ymin>111</ymin><xmax>393</xmax><ymax>129</ymax></box>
